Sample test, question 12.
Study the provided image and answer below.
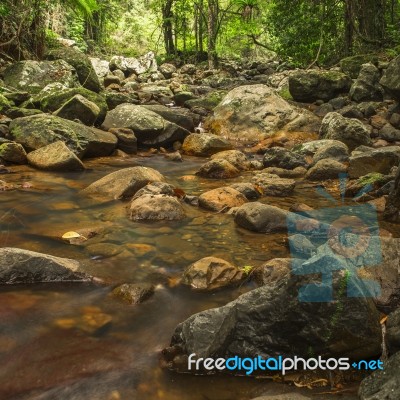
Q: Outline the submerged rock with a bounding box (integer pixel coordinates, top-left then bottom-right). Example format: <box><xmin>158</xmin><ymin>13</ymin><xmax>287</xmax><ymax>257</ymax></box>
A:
<box><xmin>129</xmin><ymin>194</ymin><xmax>185</xmax><ymax>221</ymax></box>
<box><xmin>0</xmin><ymin>247</ymin><xmax>91</xmax><ymax>284</ymax></box>
<box><xmin>82</xmin><ymin>166</ymin><xmax>164</xmax><ymax>200</ymax></box>
<box><xmin>198</xmin><ymin>187</ymin><xmax>247</xmax><ymax>212</ymax></box>
<box><xmin>234</xmin><ymin>202</ymin><xmax>288</xmax><ymax>233</ymax></box>
<box><xmin>181</xmin><ymin>257</ymin><xmax>244</xmax><ymax>290</ymax></box>
<box><xmin>252</xmin><ymin>173</ymin><xmax>296</xmax><ymax>197</ymax></box>
<box><xmin>111</xmin><ymin>283</ymin><xmax>155</xmax><ymax>305</ymax></box>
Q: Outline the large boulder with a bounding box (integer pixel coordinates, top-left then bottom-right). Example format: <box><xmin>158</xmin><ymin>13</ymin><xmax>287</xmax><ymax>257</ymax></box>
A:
<box><xmin>289</xmin><ymin>70</ymin><xmax>352</xmax><ymax>102</ymax></box>
<box><xmin>306</xmin><ymin>159</ymin><xmax>347</xmax><ymax>180</ymax></box>
<box><xmin>340</xmin><ymin>54</ymin><xmax>379</xmax><ymax>78</ymax></box>
<box><xmin>89</xmin><ymin>57</ymin><xmax>110</xmax><ymax>78</ymax></box>
<box><xmin>319</xmin><ymin>112</ymin><xmax>372</xmax><ymax>151</ymax></box>
<box><xmin>312</xmin><ymin>140</ymin><xmax>349</xmax><ymax>164</ymax></box>
<box><xmin>142</xmin><ymin>105</ymin><xmax>196</xmax><ymax>132</ymax></box>
<box><xmin>128</xmin><ymin>194</ymin><xmax>185</xmax><ymax>221</ymax></box>
<box><xmin>349</xmin><ymin>63</ymin><xmax>383</xmax><ymax>102</ymax></box>
<box><xmin>234</xmin><ymin>202</ymin><xmax>288</xmax><ymax>233</ymax></box>
<box><xmin>205</xmin><ymin>84</ymin><xmax>314</xmax><ymax>141</ymax></box>
<box><xmin>196</xmin><ymin>159</ymin><xmax>240</xmax><ymax>179</ymax></box>
<box><xmin>210</xmin><ymin>150</ymin><xmax>251</xmax><ymax>171</ymax></box>
<box><xmin>27</xmin><ymin>141</ymin><xmax>85</xmax><ymax>171</ymax></box>
<box><xmin>109</xmin><ymin>52</ymin><xmax>157</xmax><ymax>75</ymax></box>
<box><xmin>8</xmin><ymin>114</ymin><xmax>117</xmax><ymax>158</ymax></box>
<box><xmin>348</xmin><ymin>146</ymin><xmax>400</xmax><ymax>178</ymax></box>
<box><xmin>3</xmin><ymin>60</ymin><xmax>79</xmax><ymax>94</ymax></box>
<box><xmin>81</xmin><ymin>166</ymin><xmax>165</xmax><ymax>200</ymax></box>
<box><xmin>164</xmin><ymin>270</ymin><xmax>381</xmax><ymax>372</ymax></box>
<box><xmin>263</xmin><ymin>147</ymin><xmax>307</xmax><ymax>169</ymax></box>
<box><xmin>102</xmin><ymin>104</ymin><xmax>189</xmax><ymax>147</ymax></box>
<box><xmin>0</xmin><ymin>142</ymin><xmax>27</xmax><ymax>164</ymax></box>
<box><xmin>0</xmin><ymin>247</ymin><xmax>91</xmax><ymax>284</ymax></box>
<box><xmin>46</xmin><ymin>47</ymin><xmax>101</xmax><ymax>93</ymax></box>
<box><xmin>380</xmin><ymin>54</ymin><xmax>400</xmax><ymax>99</ymax></box>
<box><xmin>53</xmin><ymin>94</ymin><xmax>100</xmax><ymax>126</ymax></box>
<box><xmin>181</xmin><ymin>257</ymin><xmax>244</xmax><ymax>291</ymax></box>
<box><xmin>359</xmin><ymin>351</ymin><xmax>400</xmax><ymax>400</ymax></box>
<box><xmin>38</xmin><ymin>86</ymin><xmax>108</xmax><ymax>125</ymax></box>
<box><xmin>182</xmin><ymin>133</ymin><xmax>232</xmax><ymax>156</ymax></box>
<box><xmin>198</xmin><ymin>187</ymin><xmax>247</xmax><ymax>212</ymax></box>
<box><xmin>251</xmin><ymin>174</ymin><xmax>296</xmax><ymax>197</ymax></box>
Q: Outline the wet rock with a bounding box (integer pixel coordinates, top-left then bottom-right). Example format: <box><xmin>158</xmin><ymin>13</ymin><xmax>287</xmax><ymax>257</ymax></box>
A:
<box><xmin>379</xmin><ymin>123</ymin><xmax>400</xmax><ymax>142</ymax></box>
<box><xmin>312</xmin><ymin>140</ymin><xmax>349</xmax><ymax>164</ymax></box>
<box><xmin>54</xmin><ymin>94</ymin><xmax>100</xmax><ymax>126</ymax></box>
<box><xmin>164</xmin><ymin>150</ymin><xmax>182</xmax><ymax>162</ymax></box>
<box><xmin>0</xmin><ymin>142</ymin><xmax>27</xmax><ymax>164</ymax></box>
<box><xmin>0</xmin><ymin>247</ymin><xmax>91</xmax><ymax>284</ymax></box>
<box><xmin>46</xmin><ymin>47</ymin><xmax>101</xmax><ymax>93</ymax></box>
<box><xmin>143</xmin><ymin>105</ymin><xmax>196</xmax><ymax>132</ymax></box>
<box><xmin>211</xmin><ymin>150</ymin><xmax>251</xmax><ymax>171</ymax></box>
<box><xmin>234</xmin><ymin>202</ymin><xmax>288</xmax><ymax>233</ymax></box>
<box><xmin>358</xmin><ymin>351</ymin><xmax>400</xmax><ymax>400</ymax></box>
<box><xmin>129</xmin><ymin>194</ymin><xmax>185</xmax><ymax>221</ymax></box>
<box><xmin>306</xmin><ymin>159</ymin><xmax>347</xmax><ymax>180</ymax></box>
<box><xmin>288</xmin><ymin>234</ymin><xmax>316</xmax><ymax>258</ymax></box>
<box><xmin>109</xmin><ymin>127</ymin><xmax>137</xmax><ymax>154</ymax></box>
<box><xmin>253</xmin><ymin>258</ymin><xmax>292</xmax><ymax>286</ymax></box>
<box><xmin>131</xmin><ymin>181</ymin><xmax>175</xmax><ymax>200</ymax></box>
<box><xmin>252</xmin><ymin>173</ymin><xmax>296</xmax><ymax>196</ymax></box>
<box><xmin>38</xmin><ymin>86</ymin><xmax>108</xmax><ymax>124</ymax></box>
<box><xmin>27</xmin><ymin>141</ymin><xmax>85</xmax><ymax>171</ymax></box>
<box><xmin>348</xmin><ymin>146</ymin><xmax>400</xmax><ymax>179</ymax></box>
<box><xmin>182</xmin><ymin>133</ymin><xmax>232</xmax><ymax>156</ymax></box>
<box><xmin>3</xmin><ymin>60</ymin><xmax>79</xmax><ymax>94</ymax></box>
<box><xmin>340</xmin><ymin>54</ymin><xmax>378</xmax><ymax>78</ymax></box>
<box><xmin>206</xmin><ymin>84</ymin><xmax>315</xmax><ymax>141</ymax></box>
<box><xmin>230</xmin><ymin>183</ymin><xmax>262</xmax><ymax>200</ymax></box>
<box><xmin>319</xmin><ymin>112</ymin><xmax>372</xmax><ymax>151</ymax></box>
<box><xmin>111</xmin><ymin>283</ymin><xmax>155</xmax><ymax>304</ymax></box>
<box><xmin>82</xmin><ymin>166</ymin><xmax>164</xmax><ymax>199</ymax></box>
<box><xmin>263</xmin><ymin>147</ymin><xmax>307</xmax><ymax>169</ymax></box>
<box><xmin>349</xmin><ymin>63</ymin><xmax>383</xmax><ymax>102</ymax></box>
<box><xmin>262</xmin><ymin>166</ymin><xmax>307</xmax><ymax>178</ymax></box>
<box><xmin>196</xmin><ymin>159</ymin><xmax>240</xmax><ymax>179</ymax></box>
<box><xmin>102</xmin><ymin>104</ymin><xmax>189</xmax><ymax>147</ymax></box>
<box><xmin>289</xmin><ymin>70</ymin><xmax>352</xmax><ymax>102</ymax></box>
<box><xmin>165</xmin><ymin>269</ymin><xmax>381</xmax><ymax>372</ymax></box>
<box><xmin>9</xmin><ymin>114</ymin><xmax>117</xmax><ymax>157</ymax></box>
<box><xmin>198</xmin><ymin>187</ymin><xmax>247</xmax><ymax>212</ymax></box>
<box><xmin>181</xmin><ymin>257</ymin><xmax>244</xmax><ymax>290</ymax></box>
<box><xmin>380</xmin><ymin>54</ymin><xmax>400</xmax><ymax>99</ymax></box>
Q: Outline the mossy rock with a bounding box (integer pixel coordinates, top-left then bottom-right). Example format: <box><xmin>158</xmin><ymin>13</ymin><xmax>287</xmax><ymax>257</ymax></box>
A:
<box><xmin>357</xmin><ymin>172</ymin><xmax>386</xmax><ymax>187</ymax></box>
<box><xmin>3</xmin><ymin>60</ymin><xmax>79</xmax><ymax>95</ymax></box>
<box><xmin>0</xmin><ymin>93</ymin><xmax>12</xmax><ymax>113</ymax></box>
<box><xmin>5</xmin><ymin>107</ymin><xmax>43</xmax><ymax>119</ymax></box>
<box><xmin>340</xmin><ymin>54</ymin><xmax>379</xmax><ymax>79</ymax></box>
<box><xmin>39</xmin><ymin>87</ymin><xmax>108</xmax><ymax>125</ymax></box>
<box><xmin>184</xmin><ymin>90</ymin><xmax>226</xmax><ymax>111</ymax></box>
<box><xmin>46</xmin><ymin>47</ymin><xmax>101</xmax><ymax>93</ymax></box>
<box><xmin>8</xmin><ymin>114</ymin><xmax>116</xmax><ymax>158</ymax></box>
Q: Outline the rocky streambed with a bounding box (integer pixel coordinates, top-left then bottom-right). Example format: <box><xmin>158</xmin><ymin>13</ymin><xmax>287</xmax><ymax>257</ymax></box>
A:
<box><xmin>1</xmin><ymin>47</ymin><xmax>400</xmax><ymax>399</ymax></box>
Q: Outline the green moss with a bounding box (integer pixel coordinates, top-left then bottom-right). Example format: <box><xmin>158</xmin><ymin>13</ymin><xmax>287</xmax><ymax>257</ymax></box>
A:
<box><xmin>357</xmin><ymin>172</ymin><xmax>385</xmax><ymax>187</ymax></box>
<box><xmin>185</xmin><ymin>90</ymin><xmax>225</xmax><ymax>110</ymax></box>
<box><xmin>278</xmin><ymin>86</ymin><xmax>293</xmax><ymax>101</ymax></box>
<box><xmin>0</xmin><ymin>93</ymin><xmax>11</xmax><ymax>112</ymax></box>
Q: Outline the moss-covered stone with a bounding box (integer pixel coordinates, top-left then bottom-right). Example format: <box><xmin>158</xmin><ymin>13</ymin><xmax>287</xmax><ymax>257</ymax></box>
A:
<box><xmin>357</xmin><ymin>172</ymin><xmax>386</xmax><ymax>187</ymax></box>
<box><xmin>0</xmin><ymin>142</ymin><xmax>27</xmax><ymax>164</ymax></box>
<box><xmin>39</xmin><ymin>87</ymin><xmax>108</xmax><ymax>125</ymax></box>
<box><xmin>185</xmin><ymin>90</ymin><xmax>226</xmax><ymax>111</ymax></box>
<box><xmin>0</xmin><ymin>93</ymin><xmax>12</xmax><ymax>113</ymax></box>
<box><xmin>46</xmin><ymin>47</ymin><xmax>101</xmax><ymax>93</ymax></box>
<box><xmin>5</xmin><ymin>107</ymin><xmax>43</xmax><ymax>119</ymax></box>
<box><xmin>340</xmin><ymin>54</ymin><xmax>379</xmax><ymax>79</ymax></box>
<box><xmin>9</xmin><ymin>114</ymin><xmax>116</xmax><ymax>158</ymax></box>
<box><xmin>3</xmin><ymin>60</ymin><xmax>79</xmax><ymax>94</ymax></box>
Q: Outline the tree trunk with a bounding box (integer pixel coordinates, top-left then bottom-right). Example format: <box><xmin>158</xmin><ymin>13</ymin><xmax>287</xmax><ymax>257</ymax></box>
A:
<box><xmin>207</xmin><ymin>0</ymin><xmax>218</xmax><ymax>69</ymax></box>
<box><xmin>162</xmin><ymin>0</ymin><xmax>175</xmax><ymax>55</ymax></box>
<box><xmin>344</xmin><ymin>0</ymin><xmax>354</xmax><ymax>55</ymax></box>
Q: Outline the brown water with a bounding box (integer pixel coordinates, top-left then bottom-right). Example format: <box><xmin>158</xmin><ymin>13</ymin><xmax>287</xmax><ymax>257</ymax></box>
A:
<box><xmin>0</xmin><ymin>154</ymin><xmax>395</xmax><ymax>400</ymax></box>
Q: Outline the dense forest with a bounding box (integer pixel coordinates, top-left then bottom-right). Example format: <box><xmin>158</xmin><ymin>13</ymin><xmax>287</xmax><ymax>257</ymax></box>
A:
<box><xmin>1</xmin><ymin>0</ymin><xmax>400</xmax><ymax>66</ymax></box>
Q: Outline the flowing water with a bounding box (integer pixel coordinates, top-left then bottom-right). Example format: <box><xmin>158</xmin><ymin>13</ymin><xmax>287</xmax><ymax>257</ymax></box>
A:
<box><xmin>1</xmin><ymin>154</ymin><xmax>396</xmax><ymax>400</ymax></box>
